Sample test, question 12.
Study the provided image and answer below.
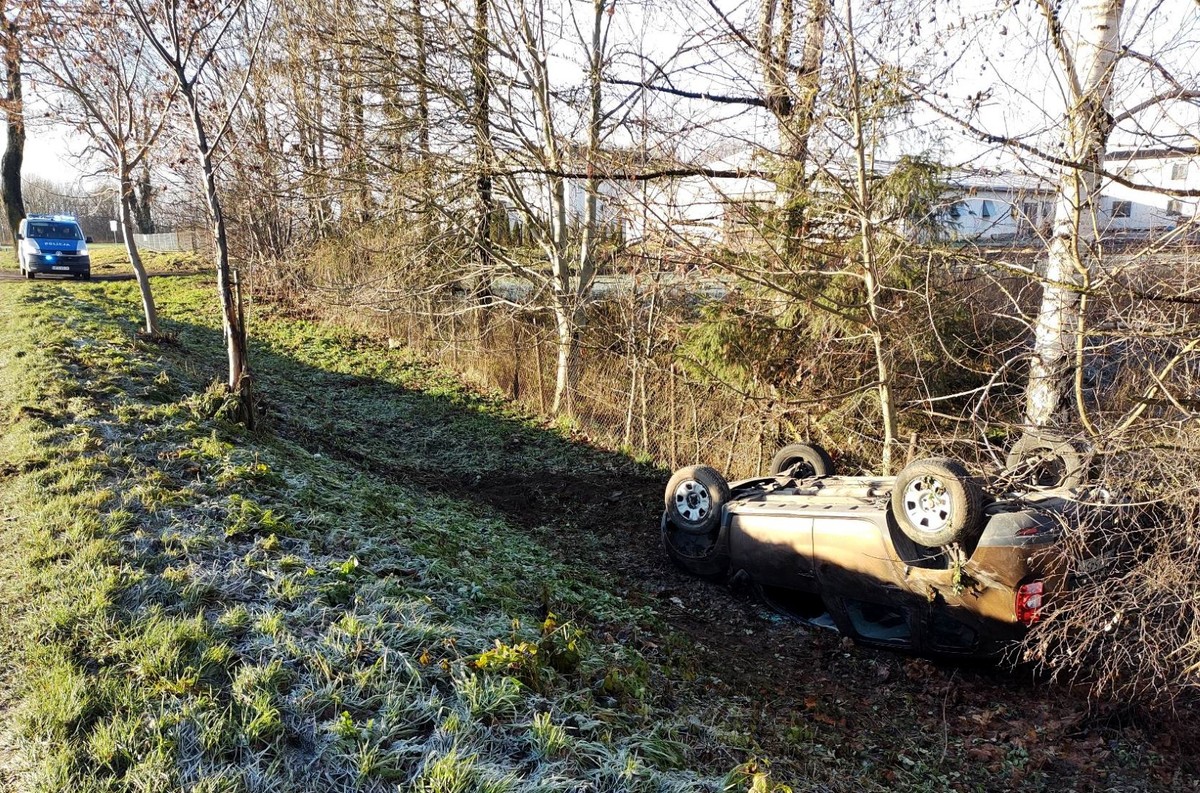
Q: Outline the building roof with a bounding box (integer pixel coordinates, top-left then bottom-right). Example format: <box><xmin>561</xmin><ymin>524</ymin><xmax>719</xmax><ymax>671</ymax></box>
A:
<box><xmin>1107</xmin><ymin>146</ymin><xmax>1200</xmax><ymax>161</ymax></box>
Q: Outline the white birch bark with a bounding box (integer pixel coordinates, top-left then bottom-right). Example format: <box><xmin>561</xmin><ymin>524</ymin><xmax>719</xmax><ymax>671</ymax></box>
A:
<box><xmin>1025</xmin><ymin>0</ymin><xmax>1125</xmax><ymax>427</ymax></box>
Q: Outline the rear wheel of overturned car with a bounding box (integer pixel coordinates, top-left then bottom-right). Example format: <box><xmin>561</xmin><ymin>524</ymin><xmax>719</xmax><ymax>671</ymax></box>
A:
<box><xmin>768</xmin><ymin>443</ymin><xmax>834</xmax><ymax>478</ymax></box>
<box><xmin>663</xmin><ymin>465</ymin><xmax>731</xmax><ymax>577</ymax></box>
<box><xmin>891</xmin><ymin>458</ymin><xmax>983</xmax><ymax>547</ymax></box>
<box><xmin>1005</xmin><ymin>433</ymin><xmax>1086</xmax><ymax>489</ymax></box>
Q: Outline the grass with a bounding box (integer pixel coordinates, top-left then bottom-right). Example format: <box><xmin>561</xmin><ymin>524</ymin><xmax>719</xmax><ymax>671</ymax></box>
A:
<box><xmin>87</xmin><ymin>243</ymin><xmax>207</xmax><ymax>276</ymax></box>
<box><xmin>0</xmin><ymin>270</ymin><xmax>1192</xmax><ymax>792</ymax></box>
<box><xmin>0</xmin><ymin>274</ymin><xmax>729</xmax><ymax>792</ymax></box>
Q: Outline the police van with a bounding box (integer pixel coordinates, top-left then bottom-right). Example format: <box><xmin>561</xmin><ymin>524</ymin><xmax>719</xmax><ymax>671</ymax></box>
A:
<box><xmin>18</xmin><ymin>214</ymin><xmax>93</xmax><ymax>280</ymax></box>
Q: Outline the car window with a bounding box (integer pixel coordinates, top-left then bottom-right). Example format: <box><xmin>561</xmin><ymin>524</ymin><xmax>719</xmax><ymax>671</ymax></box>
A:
<box><xmin>843</xmin><ymin>598</ymin><xmax>912</xmax><ymax>645</ymax></box>
<box><xmin>27</xmin><ymin>222</ymin><xmax>83</xmax><ymax>241</ymax></box>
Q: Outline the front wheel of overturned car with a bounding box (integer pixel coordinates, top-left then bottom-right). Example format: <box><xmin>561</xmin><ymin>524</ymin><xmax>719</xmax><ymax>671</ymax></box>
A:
<box><xmin>769</xmin><ymin>442</ymin><xmax>834</xmax><ymax>478</ymax></box>
<box><xmin>891</xmin><ymin>458</ymin><xmax>983</xmax><ymax>548</ymax></box>
<box><xmin>663</xmin><ymin>465</ymin><xmax>731</xmax><ymax>578</ymax></box>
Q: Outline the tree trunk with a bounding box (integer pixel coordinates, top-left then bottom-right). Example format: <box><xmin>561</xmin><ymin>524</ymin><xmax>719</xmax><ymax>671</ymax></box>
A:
<box><xmin>548</xmin><ymin>173</ymin><xmax>575</xmax><ymax>415</ymax></box>
<box><xmin>1025</xmin><ymin>0</ymin><xmax>1124</xmax><ymax>427</ymax></box>
<box><xmin>760</xmin><ymin>0</ymin><xmax>827</xmax><ymax>252</ymax></box>
<box><xmin>133</xmin><ymin>164</ymin><xmax>155</xmax><ymax>233</ymax></box>
<box><xmin>846</xmin><ymin>0</ymin><xmax>896</xmax><ymax>473</ymax></box>
<box><xmin>119</xmin><ymin>167</ymin><xmax>160</xmax><ymax>335</ymax></box>
<box><xmin>1</xmin><ymin>20</ymin><xmax>25</xmax><ymax>254</ymax></box>
<box><xmin>412</xmin><ymin>0</ymin><xmax>432</xmax><ymax>227</ymax></box>
<box><xmin>470</xmin><ymin>0</ymin><xmax>493</xmax><ymax>305</ymax></box>
<box><xmin>181</xmin><ymin>80</ymin><xmax>252</xmax><ymax>423</ymax></box>
<box><xmin>575</xmin><ymin>0</ymin><xmax>604</xmax><ymax>301</ymax></box>
<box><xmin>551</xmin><ymin>301</ymin><xmax>579</xmax><ymax>417</ymax></box>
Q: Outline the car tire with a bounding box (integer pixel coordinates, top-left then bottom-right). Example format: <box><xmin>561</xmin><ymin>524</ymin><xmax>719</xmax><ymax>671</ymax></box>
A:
<box><xmin>662</xmin><ymin>465</ymin><xmax>731</xmax><ymax>578</ymax></box>
<box><xmin>891</xmin><ymin>458</ymin><xmax>983</xmax><ymax>547</ymax></box>
<box><xmin>664</xmin><ymin>465</ymin><xmax>729</xmax><ymax>535</ymax></box>
<box><xmin>1005</xmin><ymin>433</ymin><xmax>1086</xmax><ymax>488</ymax></box>
<box><xmin>769</xmin><ymin>443</ymin><xmax>834</xmax><ymax>477</ymax></box>
<box><xmin>661</xmin><ymin>512</ymin><xmax>730</xmax><ymax>579</ymax></box>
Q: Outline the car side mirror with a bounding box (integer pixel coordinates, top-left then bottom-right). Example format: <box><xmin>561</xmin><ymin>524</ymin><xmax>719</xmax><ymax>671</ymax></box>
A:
<box><xmin>85</xmin><ymin>236</ymin><xmax>94</xmax><ymax>244</ymax></box>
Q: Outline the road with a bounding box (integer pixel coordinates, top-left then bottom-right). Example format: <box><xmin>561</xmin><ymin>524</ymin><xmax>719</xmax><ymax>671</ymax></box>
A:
<box><xmin>0</xmin><ymin>269</ymin><xmax>205</xmax><ymax>283</ymax></box>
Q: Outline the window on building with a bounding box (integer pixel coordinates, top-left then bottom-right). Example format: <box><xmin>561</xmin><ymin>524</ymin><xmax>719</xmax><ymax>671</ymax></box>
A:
<box><xmin>1171</xmin><ymin>161</ymin><xmax>1188</xmax><ymax>181</ymax></box>
<box><xmin>1111</xmin><ymin>200</ymin><xmax>1132</xmax><ymax>218</ymax></box>
<box><xmin>1168</xmin><ymin>199</ymin><xmax>1184</xmax><ymax>215</ymax></box>
<box><xmin>980</xmin><ymin>200</ymin><xmax>995</xmax><ymax>218</ymax></box>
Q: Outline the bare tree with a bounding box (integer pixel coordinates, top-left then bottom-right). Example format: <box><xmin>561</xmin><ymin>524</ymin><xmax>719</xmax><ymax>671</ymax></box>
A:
<box><xmin>0</xmin><ymin>0</ymin><xmax>27</xmax><ymax>253</ymax></box>
<box><xmin>486</xmin><ymin>0</ymin><xmax>618</xmax><ymax>415</ymax></box>
<box><xmin>124</xmin><ymin>0</ymin><xmax>272</xmax><ymax>422</ymax></box>
<box><xmin>29</xmin><ymin>0</ymin><xmax>175</xmax><ymax>334</ymax></box>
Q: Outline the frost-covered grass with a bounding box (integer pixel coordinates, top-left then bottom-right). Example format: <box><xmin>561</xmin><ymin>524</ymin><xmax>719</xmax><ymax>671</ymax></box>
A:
<box><xmin>0</xmin><ymin>279</ymin><xmax>755</xmax><ymax>792</ymax></box>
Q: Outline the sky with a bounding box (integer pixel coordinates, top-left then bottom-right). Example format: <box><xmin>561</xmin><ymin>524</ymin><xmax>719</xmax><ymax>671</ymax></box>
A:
<box><xmin>11</xmin><ymin>0</ymin><xmax>1200</xmax><ymax>189</ymax></box>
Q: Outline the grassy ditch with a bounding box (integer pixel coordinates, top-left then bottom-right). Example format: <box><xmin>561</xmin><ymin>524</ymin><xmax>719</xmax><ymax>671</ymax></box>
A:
<box><xmin>0</xmin><ymin>279</ymin><xmax>741</xmax><ymax>792</ymax></box>
<box><xmin>0</xmin><ymin>273</ymin><xmax>1193</xmax><ymax>792</ymax></box>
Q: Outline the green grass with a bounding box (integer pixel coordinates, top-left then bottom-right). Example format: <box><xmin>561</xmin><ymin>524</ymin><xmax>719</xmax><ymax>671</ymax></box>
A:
<box><xmin>0</xmin><ymin>277</ymin><xmax>728</xmax><ymax>791</ymax></box>
<box><xmin>88</xmin><ymin>244</ymin><xmax>207</xmax><ymax>275</ymax></box>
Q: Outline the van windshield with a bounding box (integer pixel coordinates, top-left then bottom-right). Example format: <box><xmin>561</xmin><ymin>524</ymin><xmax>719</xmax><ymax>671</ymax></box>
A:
<box><xmin>27</xmin><ymin>221</ymin><xmax>83</xmax><ymax>241</ymax></box>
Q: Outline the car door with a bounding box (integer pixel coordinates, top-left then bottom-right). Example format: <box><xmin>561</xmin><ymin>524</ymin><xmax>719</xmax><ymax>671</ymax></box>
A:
<box><xmin>727</xmin><ymin>504</ymin><xmax>816</xmax><ymax>590</ymax></box>
<box><xmin>812</xmin><ymin>516</ymin><xmax>918</xmax><ymax>650</ymax></box>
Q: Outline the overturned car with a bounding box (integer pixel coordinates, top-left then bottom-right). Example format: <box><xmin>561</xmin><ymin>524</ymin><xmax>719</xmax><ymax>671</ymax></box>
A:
<box><xmin>661</xmin><ymin>444</ymin><xmax>1097</xmax><ymax>658</ymax></box>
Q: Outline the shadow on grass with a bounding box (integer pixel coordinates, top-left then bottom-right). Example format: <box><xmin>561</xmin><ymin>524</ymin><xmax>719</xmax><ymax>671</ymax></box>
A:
<box><xmin>94</xmin><ymin>283</ymin><xmax>674</xmax><ymax>598</ymax></box>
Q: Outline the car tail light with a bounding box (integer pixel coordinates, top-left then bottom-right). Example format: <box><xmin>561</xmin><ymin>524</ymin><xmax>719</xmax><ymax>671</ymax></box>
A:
<box><xmin>1015</xmin><ymin>581</ymin><xmax>1044</xmax><ymax>626</ymax></box>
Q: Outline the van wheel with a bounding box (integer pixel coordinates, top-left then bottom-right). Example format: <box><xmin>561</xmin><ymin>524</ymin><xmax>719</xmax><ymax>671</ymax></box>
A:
<box><xmin>891</xmin><ymin>458</ymin><xmax>982</xmax><ymax>547</ymax></box>
<box><xmin>665</xmin><ymin>465</ymin><xmax>729</xmax><ymax>535</ymax></box>
<box><xmin>24</xmin><ymin>268</ymin><xmax>34</xmax><ymax>279</ymax></box>
<box><xmin>661</xmin><ymin>513</ymin><xmax>730</xmax><ymax>579</ymax></box>
<box><xmin>769</xmin><ymin>443</ymin><xmax>834</xmax><ymax>478</ymax></box>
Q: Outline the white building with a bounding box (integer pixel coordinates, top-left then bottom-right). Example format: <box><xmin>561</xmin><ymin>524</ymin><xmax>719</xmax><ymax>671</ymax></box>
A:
<box><xmin>503</xmin><ymin>146</ymin><xmax>1181</xmax><ymax>249</ymax></box>
<box><xmin>1105</xmin><ymin>145</ymin><xmax>1199</xmax><ymax>227</ymax></box>
<box><xmin>935</xmin><ymin>170</ymin><xmax>1056</xmax><ymax>241</ymax></box>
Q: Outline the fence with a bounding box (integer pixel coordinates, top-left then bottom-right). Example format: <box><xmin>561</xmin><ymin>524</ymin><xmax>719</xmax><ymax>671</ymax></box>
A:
<box><xmin>134</xmin><ymin>229</ymin><xmax>210</xmax><ymax>253</ymax></box>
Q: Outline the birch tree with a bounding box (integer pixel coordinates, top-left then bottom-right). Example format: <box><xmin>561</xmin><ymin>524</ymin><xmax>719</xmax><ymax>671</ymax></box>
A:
<box><xmin>489</xmin><ymin>0</ymin><xmax>616</xmax><ymax>415</ymax></box>
<box><xmin>1024</xmin><ymin>0</ymin><xmax>1126</xmax><ymax>428</ymax></box>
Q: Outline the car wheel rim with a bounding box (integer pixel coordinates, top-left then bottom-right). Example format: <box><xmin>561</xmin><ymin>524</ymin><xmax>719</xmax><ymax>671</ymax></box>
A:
<box><xmin>673</xmin><ymin>479</ymin><xmax>712</xmax><ymax>525</ymax></box>
<box><xmin>902</xmin><ymin>476</ymin><xmax>951</xmax><ymax>533</ymax></box>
